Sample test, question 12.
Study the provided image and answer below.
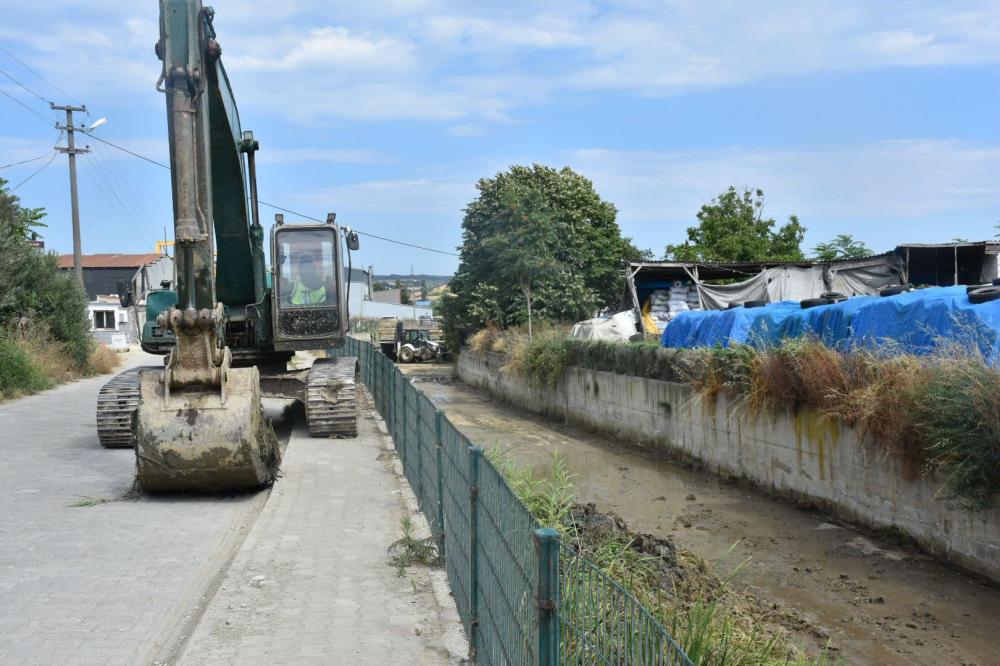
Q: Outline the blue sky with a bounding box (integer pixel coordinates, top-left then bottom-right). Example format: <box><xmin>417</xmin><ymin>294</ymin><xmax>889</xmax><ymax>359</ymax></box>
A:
<box><xmin>3</xmin><ymin>1</ymin><xmax>1000</xmax><ymax>275</ymax></box>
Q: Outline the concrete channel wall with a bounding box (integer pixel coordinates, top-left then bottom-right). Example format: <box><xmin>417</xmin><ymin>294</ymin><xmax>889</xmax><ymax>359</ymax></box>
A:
<box><xmin>457</xmin><ymin>350</ymin><xmax>1000</xmax><ymax>583</ymax></box>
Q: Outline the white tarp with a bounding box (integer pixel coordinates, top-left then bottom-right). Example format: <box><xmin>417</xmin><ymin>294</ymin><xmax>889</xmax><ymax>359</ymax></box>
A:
<box><xmin>570</xmin><ymin>310</ymin><xmax>640</xmax><ymax>341</ymax></box>
<box><xmin>693</xmin><ymin>256</ymin><xmax>903</xmax><ymax>310</ymax></box>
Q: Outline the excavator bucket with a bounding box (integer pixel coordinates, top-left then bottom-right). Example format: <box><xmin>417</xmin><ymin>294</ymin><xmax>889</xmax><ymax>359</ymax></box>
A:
<box><xmin>134</xmin><ymin>366</ymin><xmax>280</xmax><ymax>493</ymax></box>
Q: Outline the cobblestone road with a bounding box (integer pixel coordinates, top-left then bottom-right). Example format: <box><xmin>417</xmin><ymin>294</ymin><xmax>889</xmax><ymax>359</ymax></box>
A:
<box><xmin>177</xmin><ymin>400</ymin><xmax>466</xmax><ymax>664</ymax></box>
<box><xmin>0</xmin><ymin>353</ymin><xmax>268</xmax><ymax>665</ymax></box>
<box><xmin>0</xmin><ymin>354</ymin><xmax>465</xmax><ymax>665</ymax></box>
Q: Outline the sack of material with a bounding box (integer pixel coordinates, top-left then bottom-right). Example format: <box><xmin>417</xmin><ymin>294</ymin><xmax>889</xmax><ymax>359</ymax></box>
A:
<box><xmin>571</xmin><ymin>310</ymin><xmax>641</xmax><ymax>341</ymax></box>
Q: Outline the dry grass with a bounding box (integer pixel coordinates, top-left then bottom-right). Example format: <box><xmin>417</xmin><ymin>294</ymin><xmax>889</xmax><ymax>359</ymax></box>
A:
<box><xmin>87</xmin><ymin>344</ymin><xmax>121</xmax><ymax>375</ymax></box>
<box><xmin>468</xmin><ymin>324</ymin><xmax>501</xmax><ymax>354</ymax></box>
<box><xmin>11</xmin><ymin>322</ymin><xmax>79</xmax><ymax>384</ymax></box>
<box><xmin>468</xmin><ymin>324</ymin><xmax>1000</xmax><ymax>509</ymax></box>
<box><xmin>0</xmin><ymin>321</ymin><xmax>121</xmax><ymax>401</ymax></box>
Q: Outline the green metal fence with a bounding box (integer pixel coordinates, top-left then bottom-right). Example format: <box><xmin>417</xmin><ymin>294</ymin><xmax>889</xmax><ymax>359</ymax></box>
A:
<box><xmin>331</xmin><ymin>338</ymin><xmax>693</xmax><ymax>666</ymax></box>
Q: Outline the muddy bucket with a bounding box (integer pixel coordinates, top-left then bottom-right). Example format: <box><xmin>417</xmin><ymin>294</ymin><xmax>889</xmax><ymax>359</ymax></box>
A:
<box><xmin>134</xmin><ymin>366</ymin><xmax>280</xmax><ymax>492</ymax></box>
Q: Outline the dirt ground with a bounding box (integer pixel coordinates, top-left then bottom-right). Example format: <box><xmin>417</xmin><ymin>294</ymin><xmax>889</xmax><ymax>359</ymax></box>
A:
<box><xmin>401</xmin><ymin>363</ymin><xmax>1000</xmax><ymax>666</ymax></box>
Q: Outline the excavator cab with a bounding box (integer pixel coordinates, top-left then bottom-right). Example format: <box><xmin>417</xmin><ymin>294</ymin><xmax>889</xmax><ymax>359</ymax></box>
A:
<box><xmin>271</xmin><ymin>217</ymin><xmax>347</xmax><ymax>352</ymax></box>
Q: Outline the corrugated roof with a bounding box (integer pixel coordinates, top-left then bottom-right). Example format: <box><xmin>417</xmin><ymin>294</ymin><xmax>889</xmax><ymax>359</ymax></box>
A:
<box><xmin>57</xmin><ymin>253</ymin><xmax>163</xmax><ymax>269</ymax></box>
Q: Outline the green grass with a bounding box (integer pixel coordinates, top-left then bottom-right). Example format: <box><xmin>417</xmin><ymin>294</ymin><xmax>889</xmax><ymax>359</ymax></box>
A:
<box><xmin>0</xmin><ymin>334</ymin><xmax>51</xmax><ymax>399</ymax></box>
<box><xmin>486</xmin><ymin>449</ymin><xmax>839</xmax><ymax>665</ymax></box>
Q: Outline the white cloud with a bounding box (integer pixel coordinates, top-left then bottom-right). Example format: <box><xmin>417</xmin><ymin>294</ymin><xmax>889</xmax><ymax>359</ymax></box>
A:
<box><xmin>570</xmin><ymin>140</ymin><xmax>1000</xmax><ymax>219</ymax></box>
<box><xmin>5</xmin><ymin>1</ymin><xmax>1000</xmax><ymax>127</ymax></box>
<box><xmin>229</xmin><ymin>27</ymin><xmax>415</xmax><ymax>72</ymax></box>
<box><xmin>305</xmin><ymin>176</ymin><xmax>474</xmax><ymax>216</ymax></box>
<box><xmin>565</xmin><ymin>140</ymin><xmax>1000</xmax><ymax>250</ymax></box>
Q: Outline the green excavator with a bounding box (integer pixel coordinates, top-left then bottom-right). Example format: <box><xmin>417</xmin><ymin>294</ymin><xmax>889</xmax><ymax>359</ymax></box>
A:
<box><xmin>96</xmin><ymin>0</ymin><xmax>360</xmax><ymax>491</ymax></box>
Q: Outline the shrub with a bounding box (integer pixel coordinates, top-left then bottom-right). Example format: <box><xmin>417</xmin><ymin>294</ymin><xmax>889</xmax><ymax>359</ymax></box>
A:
<box><xmin>468</xmin><ymin>325</ymin><xmax>1000</xmax><ymax>510</ymax></box>
<box><xmin>87</xmin><ymin>344</ymin><xmax>121</xmax><ymax>375</ymax></box>
<box><xmin>912</xmin><ymin>357</ymin><xmax>1000</xmax><ymax>510</ymax></box>
<box><xmin>520</xmin><ymin>333</ymin><xmax>572</xmax><ymax>388</ymax></box>
<box><xmin>0</xmin><ymin>334</ymin><xmax>51</xmax><ymax>398</ymax></box>
<box><xmin>0</xmin><ymin>181</ymin><xmax>92</xmax><ymax>369</ymax></box>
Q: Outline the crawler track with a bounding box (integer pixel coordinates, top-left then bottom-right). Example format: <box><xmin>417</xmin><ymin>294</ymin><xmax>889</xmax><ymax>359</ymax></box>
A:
<box><xmin>96</xmin><ymin>366</ymin><xmax>159</xmax><ymax>448</ymax></box>
<box><xmin>306</xmin><ymin>356</ymin><xmax>359</xmax><ymax>438</ymax></box>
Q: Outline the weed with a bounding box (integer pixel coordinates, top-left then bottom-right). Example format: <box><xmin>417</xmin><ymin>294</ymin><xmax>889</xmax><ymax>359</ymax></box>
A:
<box><xmin>70</xmin><ymin>488</ymin><xmax>140</xmax><ymax>508</ymax></box>
<box><xmin>0</xmin><ymin>333</ymin><xmax>51</xmax><ymax>399</ymax></box>
<box><xmin>470</xmin><ymin>324</ymin><xmax>1000</xmax><ymax>510</ymax></box>
<box><xmin>488</xmin><ymin>449</ymin><xmax>837</xmax><ymax>665</ymax></box>
<box><xmin>388</xmin><ymin>515</ymin><xmax>441</xmax><ymax>576</ymax></box>
<box><xmin>87</xmin><ymin>344</ymin><xmax>122</xmax><ymax>375</ymax></box>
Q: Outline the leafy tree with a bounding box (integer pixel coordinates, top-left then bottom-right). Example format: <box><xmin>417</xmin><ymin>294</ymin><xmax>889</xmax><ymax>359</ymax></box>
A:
<box><xmin>443</xmin><ymin>164</ymin><xmax>643</xmax><ymax>347</ymax></box>
<box><xmin>666</xmin><ymin>187</ymin><xmax>806</xmax><ymax>262</ymax></box>
<box><xmin>399</xmin><ymin>286</ymin><xmax>412</xmax><ymax>305</ymax></box>
<box><xmin>813</xmin><ymin>234</ymin><xmax>873</xmax><ymax>261</ymax></box>
<box><xmin>482</xmin><ymin>188</ymin><xmax>578</xmax><ymax>337</ymax></box>
<box><xmin>0</xmin><ymin>178</ymin><xmax>91</xmax><ymax>366</ymax></box>
<box><xmin>419</xmin><ymin>280</ymin><xmax>428</xmax><ymax>301</ymax></box>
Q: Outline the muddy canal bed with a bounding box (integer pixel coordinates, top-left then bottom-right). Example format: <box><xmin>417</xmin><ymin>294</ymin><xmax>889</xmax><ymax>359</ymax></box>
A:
<box><xmin>401</xmin><ymin>364</ymin><xmax>1000</xmax><ymax>666</ymax></box>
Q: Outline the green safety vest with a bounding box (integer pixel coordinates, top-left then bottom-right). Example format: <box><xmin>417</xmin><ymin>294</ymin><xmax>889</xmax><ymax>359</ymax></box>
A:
<box><xmin>291</xmin><ymin>280</ymin><xmax>326</xmax><ymax>305</ymax></box>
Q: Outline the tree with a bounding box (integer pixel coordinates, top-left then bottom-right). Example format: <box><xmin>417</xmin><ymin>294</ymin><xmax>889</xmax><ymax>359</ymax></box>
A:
<box><xmin>399</xmin><ymin>286</ymin><xmax>412</xmax><ymax>305</ymax></box>
<box><xmin>813</xmin><ymin>234</ymin><xmax>873</xmax><ymax>261</ymax></box>
<box><xmin>443</xmin><ymin>164</ymin><xmax>640</xmax><ymax>347</ymax></box>
<box><xmin>0</xmin><ymin>178</ymin><xmax>91</xmax><ymax>366</ymax></box>
<box><xmin>482</xmin><ymin>189</ymin><xmax>566</xmax><ymax>338</ymax></box>
<box><xmin>666</xmin><ymin>187</ymin><xmax>806</xmax><ymax>262</ymax></box>
<box><xmin>419</xmin><ymin>280</ymin><xmax>428</xmax><ymax>301</ymax></box>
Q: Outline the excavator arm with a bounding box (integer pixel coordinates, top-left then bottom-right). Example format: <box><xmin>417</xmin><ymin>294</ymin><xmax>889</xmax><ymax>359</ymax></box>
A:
<box><xmin>132</xmin><ymin>0</ymin><xmax>279</xmax><ymax>492</ymax></box>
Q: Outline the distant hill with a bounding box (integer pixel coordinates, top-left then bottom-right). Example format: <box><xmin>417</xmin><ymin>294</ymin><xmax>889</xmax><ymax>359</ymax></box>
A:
<box><xmin>374</xmin><ymin>274</ymin><xmax>451</xmax><ymax>288</ymax></box>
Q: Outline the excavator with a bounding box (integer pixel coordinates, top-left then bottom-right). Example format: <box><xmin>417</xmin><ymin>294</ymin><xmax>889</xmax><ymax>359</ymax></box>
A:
<box><xmin>95</xmin><ymin>0</ymin><xmax>360</xmax><ymax>491</ymax></box>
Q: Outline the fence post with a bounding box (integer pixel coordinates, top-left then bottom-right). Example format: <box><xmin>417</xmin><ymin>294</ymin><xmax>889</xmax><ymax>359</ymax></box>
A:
<box><xmin>400</xmin><ymin>374</ymin><xmax>407</xmax><ymax>464</ymax></box>
<box><xmin>415</xmin><ymin>396</ymin><xmax>424</xmax><ymax>503</ymax></box>
<box><xmin>534</xmin><ymin>528</ymin><xmax>560</xmax><ymax>666</ymax></box>
<box><xmin>468</xmin><ymin>446</ymin><xmax>482</xmax><ymax>659</ymax></box>
<box><xmin>435</xmin><ymin>411</ymin><xmax>445</xmax><ymax>559</ymax></box>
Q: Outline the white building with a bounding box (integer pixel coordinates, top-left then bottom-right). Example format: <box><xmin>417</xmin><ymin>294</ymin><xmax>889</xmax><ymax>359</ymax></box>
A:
<box><xmin>344</xmin><ymin>266</ymin><xmax>433</xmax><ymax>319</ymax></box>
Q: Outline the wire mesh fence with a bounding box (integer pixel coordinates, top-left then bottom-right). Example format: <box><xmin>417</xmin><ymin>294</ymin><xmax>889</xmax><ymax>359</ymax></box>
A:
<box><xmin>330</xmin><ymin>337</ymin><xmax>693</xmax><ymax>666</ymax></box>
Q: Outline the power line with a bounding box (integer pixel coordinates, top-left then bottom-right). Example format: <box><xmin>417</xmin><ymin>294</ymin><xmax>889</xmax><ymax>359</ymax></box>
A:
<box><xmin>10</xmin><ymin>152</ymin><xmax>57</xmax><ymax>191</ymax></box>
<box><xmin>87</xmin><ymin>136</ymin><xmax>460</xmax><ymax>257</ymax></box>
<box><xmin>81</xmin><ymin>158</ymin><xmax>158</xmax><ymax>248</ymax></box>
<box><xmin>0</xmin><ymin>153</ymin><xmax>50</xmax><ymax>170</ymax></box>
<box><xmin>0</xmin><ymin>87</ymin><xmax>51</xmax><ymax>123</ymax></box>
<box><xmin>255</xmin><ymin>200</ymin><xmax>460</xmax><ymax>257</ymax></box>
<box><xmin>91</xmin><ymin>135</ymin><xmax>158</xmax><ymax>235</ymax></box>
<box><xmin>0</xmin><ymin>44</ymin><xmax>78</xmax><ymax>105</ymax></box>
<box><xmin>87</xmin><ymin>133</ymin><xmax>170</xmax><ymax>169</ymax></box>
<box><xmin>0</xmin><ymin>68</ymin><xmax>51</xmax><ymax>104</ymax></box>
<box><xmin>3</xmin><ymin>88</ymin><xmax>459</xmax><ymax>257</ymax></box>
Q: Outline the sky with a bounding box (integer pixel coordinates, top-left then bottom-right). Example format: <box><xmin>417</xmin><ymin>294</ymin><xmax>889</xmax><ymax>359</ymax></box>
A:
<box><xmin>3</xmin><ymin>1</ymin><xmax>1000</xmax><ymax>275</ymax></box>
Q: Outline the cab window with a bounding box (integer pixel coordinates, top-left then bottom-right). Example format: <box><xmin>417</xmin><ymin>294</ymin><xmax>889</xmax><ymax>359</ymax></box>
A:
<box><xmin>276</xmin><ymin>229</ymin><xmax>336</xmax><ymax>307</ymax></box>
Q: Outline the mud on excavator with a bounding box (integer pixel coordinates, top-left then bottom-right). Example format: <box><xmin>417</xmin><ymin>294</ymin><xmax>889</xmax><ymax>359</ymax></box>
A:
<box><xmin>96</xmin><ymin>0</ymin><xmax>360</xmax><ymax>492</ymax></box>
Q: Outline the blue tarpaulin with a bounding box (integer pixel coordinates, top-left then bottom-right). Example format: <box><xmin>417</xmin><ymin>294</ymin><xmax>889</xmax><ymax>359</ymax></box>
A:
<box><xmin>661</xmin><ymin>302</ymin><xmax>801</xmax><ymax>348</ymax></box>
<box><xmin>662</xmin><ymin>287</ymin><xmax>1000</xmax><ymax>359</ymax></box>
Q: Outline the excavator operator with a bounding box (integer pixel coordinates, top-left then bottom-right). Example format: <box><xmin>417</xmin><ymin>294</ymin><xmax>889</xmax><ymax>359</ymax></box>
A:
<box><xmin>288</xmin><ymin>250</ymin><xmax>328</xmax><ymax>305</ymax></box>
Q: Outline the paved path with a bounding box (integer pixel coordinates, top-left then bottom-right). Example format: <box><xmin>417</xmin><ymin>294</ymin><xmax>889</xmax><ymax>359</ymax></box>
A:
<box><xmin>0</xmin><ymin>352</ymin><xmax>269</xmax><ymax>665</ymax></box>
<box><xmin>177</xmin><ymin>399</ymin><xmax>465</xmax><ymax>664</ymax></box>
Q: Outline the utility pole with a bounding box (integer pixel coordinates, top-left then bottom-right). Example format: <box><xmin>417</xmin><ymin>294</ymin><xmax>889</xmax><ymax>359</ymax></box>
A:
<box><xmin>52</xmin><ymin>103</ymin><xmax>89</xmax><ymax>288</ymax></box>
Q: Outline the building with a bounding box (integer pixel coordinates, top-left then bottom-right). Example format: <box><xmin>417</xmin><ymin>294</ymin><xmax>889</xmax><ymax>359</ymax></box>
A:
<box><xmin>345</xmin><ymin>267</ymin><xmax>432</xmax><ymax>319</ymax></box>
<box><xmin>58</xmin><ymin>253</ymin><xmax>174</xmax><ymax>346</ymax></box>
